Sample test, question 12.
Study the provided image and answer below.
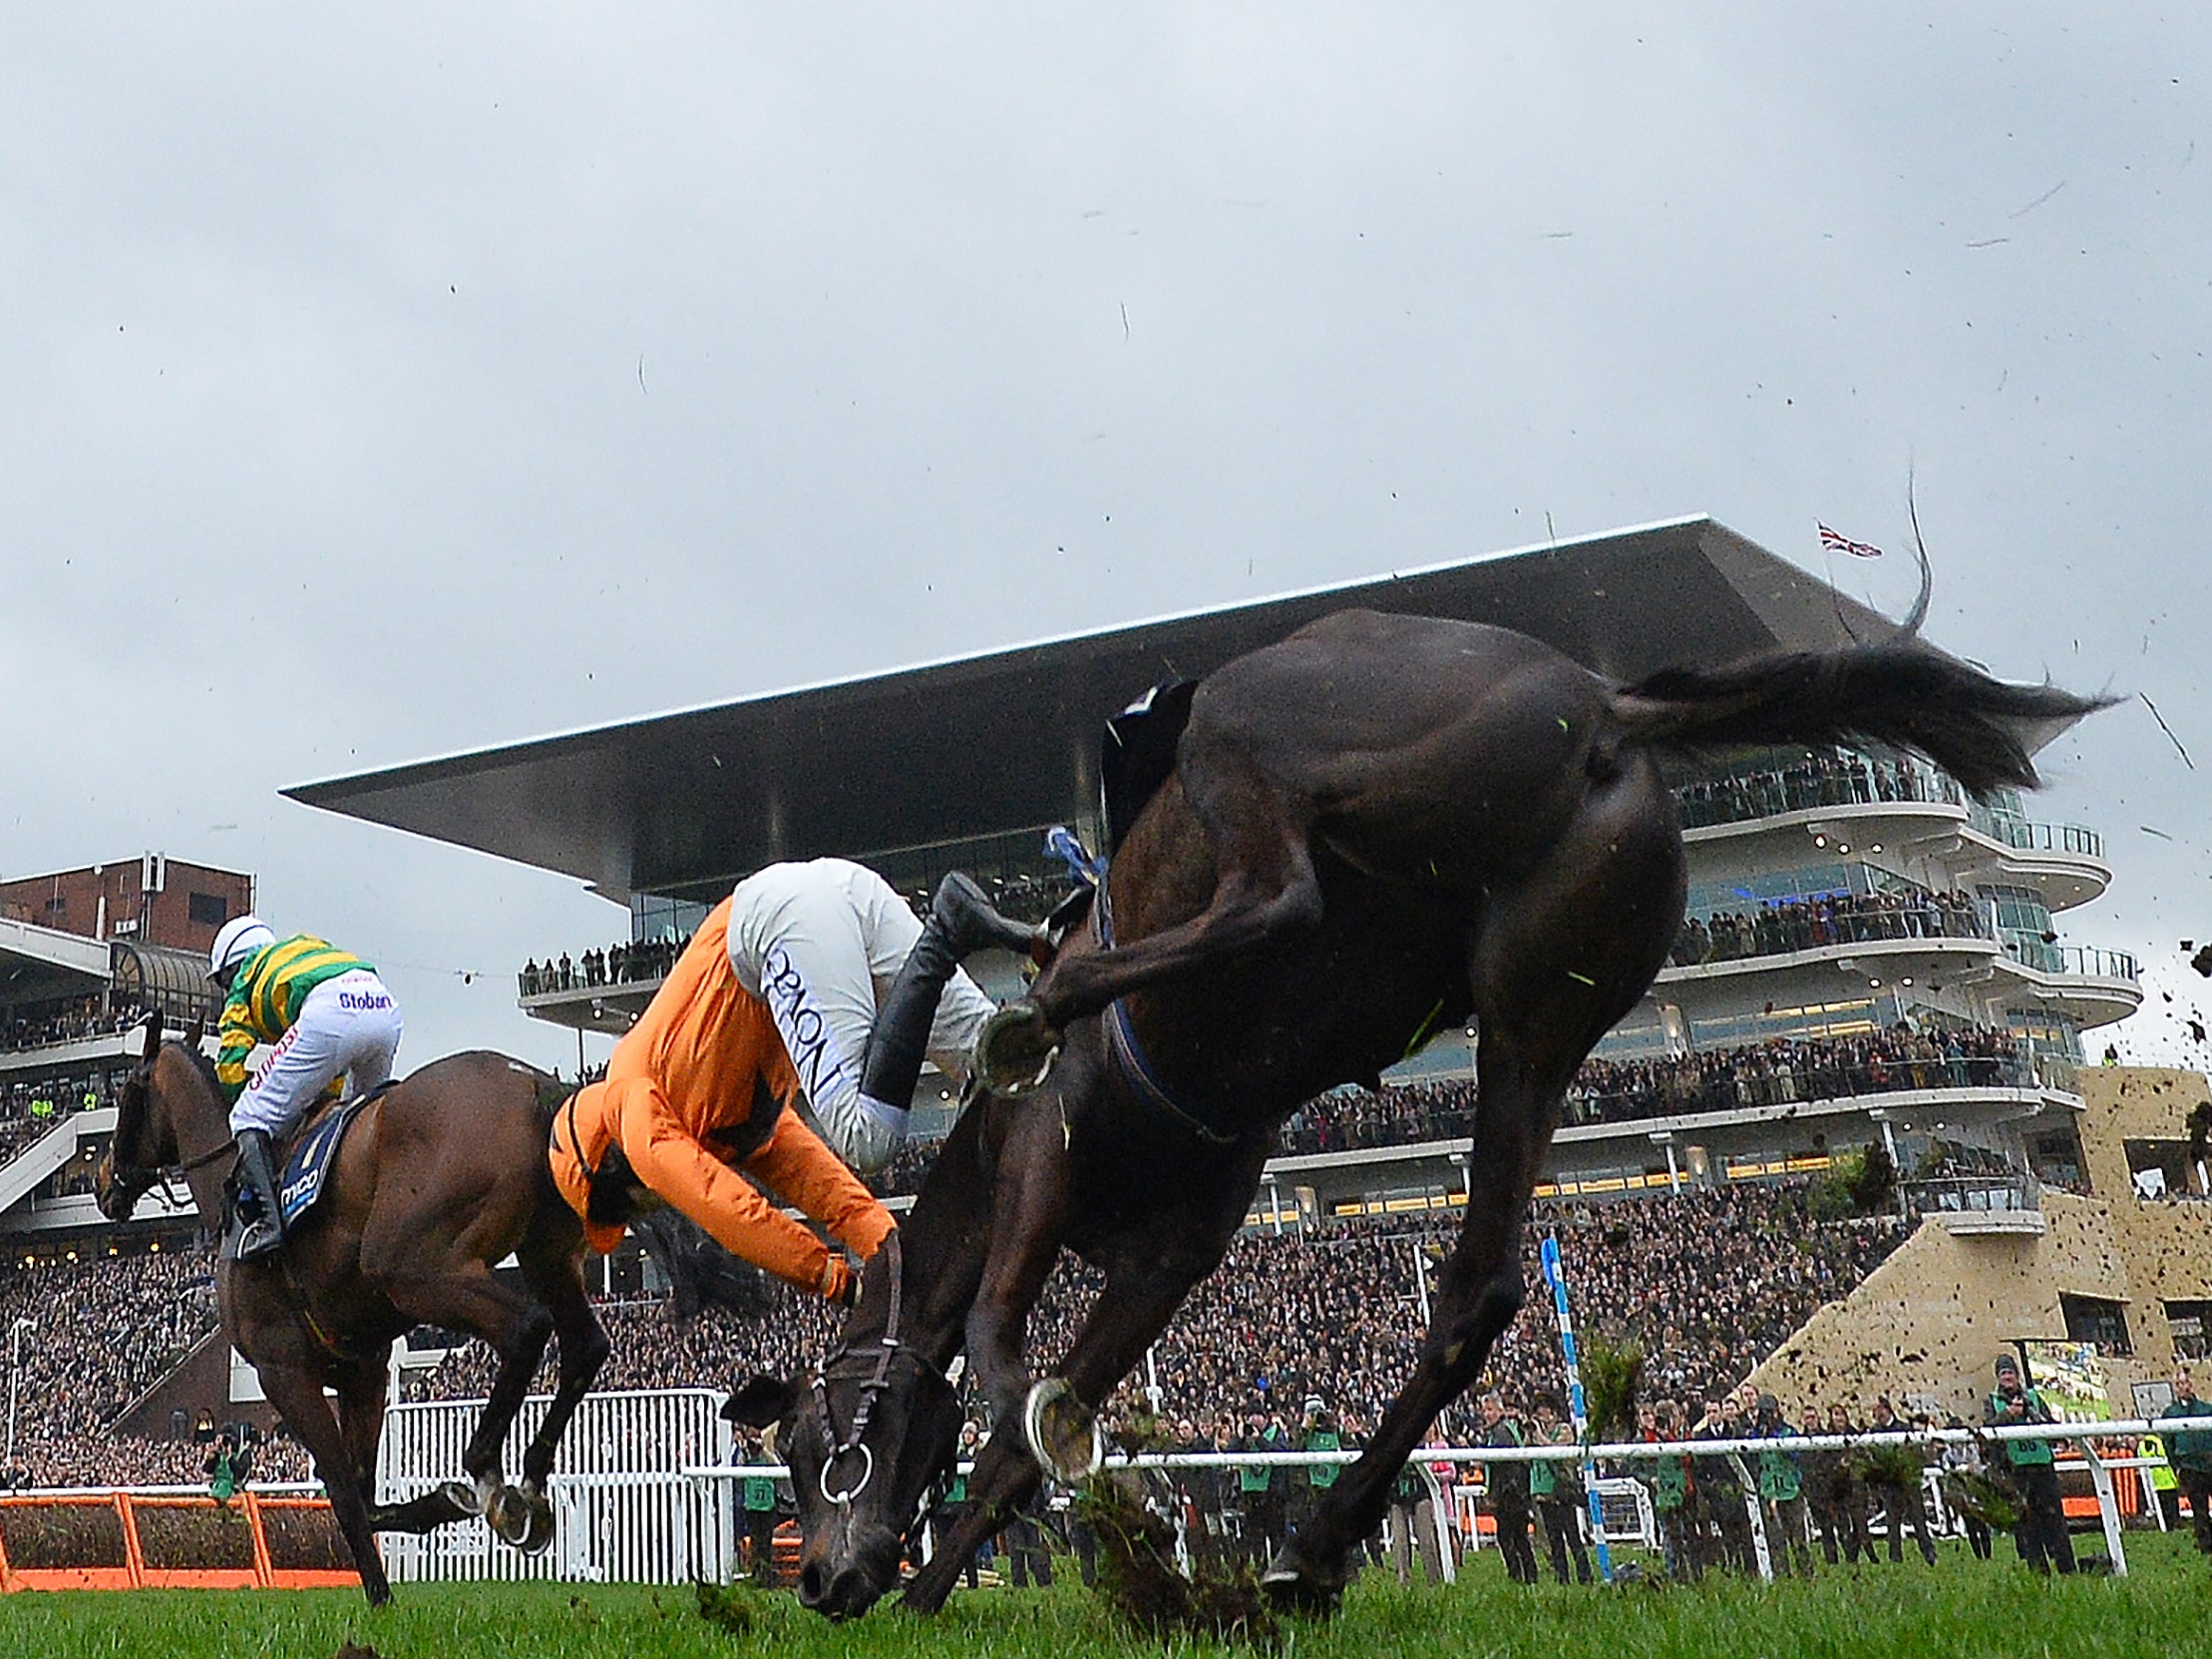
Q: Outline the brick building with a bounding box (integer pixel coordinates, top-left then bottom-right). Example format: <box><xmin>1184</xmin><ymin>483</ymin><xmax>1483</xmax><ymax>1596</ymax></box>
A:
<box><xmin>0</xmin><ymin>855</ymin><xmax>255</xmax><ymax>956</ymax></box>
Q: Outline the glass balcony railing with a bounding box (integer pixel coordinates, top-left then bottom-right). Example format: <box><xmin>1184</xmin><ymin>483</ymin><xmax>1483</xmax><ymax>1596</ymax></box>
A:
<box><xmin>1968</xmin><ymin>809</ymin><xmax>2105</xmax><ymax>861</ymax></box>
<box><xmin>1904</xmin><ymin>1172</ymin><xmax>2042</xmax><ymax>1219</ymax></box>
<box><xmin>1674</xmin><ymin>750</ymin><xmax>1963</xmax><ymax>830</ymax></box>
<box><xmin>1997</xmin><ymin>934</ymin><xmax>2140</xmax><ymax>984</ymax></box>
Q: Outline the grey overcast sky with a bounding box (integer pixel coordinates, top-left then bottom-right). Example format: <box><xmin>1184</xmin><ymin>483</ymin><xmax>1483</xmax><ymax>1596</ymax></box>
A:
<box><xmin>3</xmin><ymin>4</ymin><xmax>2207</xmax><ymax>1075</ymax></box>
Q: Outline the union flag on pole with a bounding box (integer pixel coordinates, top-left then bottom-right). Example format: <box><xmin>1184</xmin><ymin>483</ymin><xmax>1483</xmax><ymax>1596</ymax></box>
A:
<box><xmin>1817</xmin><ymin>522</ymin><xmax>1883</xmax><ymax>559</ymax></box>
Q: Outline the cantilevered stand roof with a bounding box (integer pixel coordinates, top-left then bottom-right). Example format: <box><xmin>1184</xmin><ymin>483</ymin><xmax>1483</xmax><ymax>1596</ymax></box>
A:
<box><xmin>286</xmin><ymin>517</ymin><xmax>1914</xmax><ymax>900</ymax></box>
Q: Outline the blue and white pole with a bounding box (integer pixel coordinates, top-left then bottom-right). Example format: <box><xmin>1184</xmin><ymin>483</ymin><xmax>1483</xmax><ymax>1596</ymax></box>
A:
<box><xmin>1540</xmin><ymin>1233</ymin><xmax>1615</xmax><ymax>1583</ymax></box>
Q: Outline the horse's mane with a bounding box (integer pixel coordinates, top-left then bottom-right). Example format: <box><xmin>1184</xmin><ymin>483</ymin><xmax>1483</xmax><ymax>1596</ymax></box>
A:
<box><xmin>170</xmin><ymin>1036</ymin><xmax>222</xmax><ymax>1095</ymax></box>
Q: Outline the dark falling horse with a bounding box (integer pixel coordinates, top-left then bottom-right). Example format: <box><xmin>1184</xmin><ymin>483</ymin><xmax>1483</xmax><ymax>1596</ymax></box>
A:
<box><xmin>94</xmin><ymin>1015</ymin><xmax>608</xmax><ymax>1605</ymax></box>
<box><xmin>729</xmin><ymin>605</ymin><xmax>2106</xmax><ymax>1620</ymax></box>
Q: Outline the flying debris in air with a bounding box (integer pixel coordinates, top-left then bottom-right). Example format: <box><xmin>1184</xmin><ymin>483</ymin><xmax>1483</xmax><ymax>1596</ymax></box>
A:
<box><xmin>2193</xmin><ymin>944</ymin><xmax>2212</xmax><ymax>980</ymax></box>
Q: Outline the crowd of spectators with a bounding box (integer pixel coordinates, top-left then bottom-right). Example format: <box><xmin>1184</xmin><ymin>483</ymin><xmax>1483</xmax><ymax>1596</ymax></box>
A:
<box><xmin>865</xmin><ymin>1023</ymin><xmax>2039</xmax><ymax>1192</ymax></box>
<box><xmin>1</xmin><ymin>999</ymin><xmax>140</xmax><ymax>1053</ymax></box>
<box><xmin>1673</xmin><ymin>751</ymin><xmax>1958</xmax><ymax>830</ymax></box>
<box><xmin>1670</xmin><ymin>888</ymin><xmax>1986</xmax><ymax>969</ymax></box>
<box><xmin>520</xmin><ymin>936</ymin><xmax>691</xmax><ymax>998</ymax></box>
<box><xmin>389</xmin><ymin>1180</ymin><xmax>1902</xmax><ymax>1448</ymax></box>
<box><xmin>0</xmin><ymin>1247</ymin><xmax>236</xmax><ymax>1486</ymax></box>
<box><xmin>1563</xmin><ymin>1025</ymin><xmax>2032</xmax><ymax>1126</ymax></box>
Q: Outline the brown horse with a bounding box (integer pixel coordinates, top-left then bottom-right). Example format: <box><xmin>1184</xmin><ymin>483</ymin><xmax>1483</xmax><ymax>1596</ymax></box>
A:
<box><xmin>727</xmin><ymin>607</ymin><xmax>2105</xmax><ymax>1619</ymax></box>
<box><xmin>94</xmin><ymin>1014</ymin><xmax>608</xmax><ymax>1605</ymax></box>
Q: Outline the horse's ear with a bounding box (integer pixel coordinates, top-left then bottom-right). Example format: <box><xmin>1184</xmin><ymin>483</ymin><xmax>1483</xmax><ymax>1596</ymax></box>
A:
<box><xmin>138</xmin><ymin>1008</ymin><xmax>164</xmax><ymax>1055</ymax></box>
<box><xmin>184</xmin><ymin>1015</ymin><xmax>204</xmax><ymax>1052</ymax></box>
<box><xmin>722</xmin><ymin>1376</ymin><xmax>796</xmax><ymax>1428</ymax></box>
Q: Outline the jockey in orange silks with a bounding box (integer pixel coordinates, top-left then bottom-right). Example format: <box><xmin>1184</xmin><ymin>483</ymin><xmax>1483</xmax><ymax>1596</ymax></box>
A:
<box><xmin>550</xmin><ymin>861</ymin><xmax>1035</xmax><ymax>1302</ymax></box>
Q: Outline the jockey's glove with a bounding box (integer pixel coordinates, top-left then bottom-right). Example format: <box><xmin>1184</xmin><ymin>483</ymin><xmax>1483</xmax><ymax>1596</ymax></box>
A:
<box><xmin>817</xmin><ymin>1256</ymin><xmax>858</xmax><ymax>1307</ymax></box>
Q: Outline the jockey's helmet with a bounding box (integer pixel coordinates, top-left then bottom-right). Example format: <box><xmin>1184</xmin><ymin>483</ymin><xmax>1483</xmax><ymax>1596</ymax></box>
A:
<box><xmin>207</xmin><ymin>915</ymin><xmax>277</xmax><ymax>985</ymax></box>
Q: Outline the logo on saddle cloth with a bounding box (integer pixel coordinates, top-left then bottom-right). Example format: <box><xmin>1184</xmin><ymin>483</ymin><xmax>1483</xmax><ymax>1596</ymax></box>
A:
<box><xmin>275</xmin><ymin>1084</ymin><xmax>393</xmax><ymax>1225</ymax></box>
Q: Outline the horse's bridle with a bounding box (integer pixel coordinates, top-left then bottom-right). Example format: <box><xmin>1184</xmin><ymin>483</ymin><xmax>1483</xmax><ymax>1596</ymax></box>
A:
<box><xmin>105</xmin><ymin>1052</ymin><xmax>238</xmax><ymax>1212</ymax></box>
<box><xmin>807</xmin><ymin>1230</ymin><xmax>944</xmax><ymax>1510</ymax></box>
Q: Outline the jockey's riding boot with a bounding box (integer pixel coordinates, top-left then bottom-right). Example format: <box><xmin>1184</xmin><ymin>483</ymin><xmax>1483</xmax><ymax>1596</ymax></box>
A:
<box><xmin>857</xmin><ymin>875</ymin><xmax>1018</xmax><ymax>1116</ymax></box>
<box><xmin>233</xmin><ymin>1128</ymin><xmax>288</xmax><ymax>1259</ymax></box>
<box><xmin>928</xmin><ymin>871</ymin><xmax>1045</xmax><ymax>964</ymax></box>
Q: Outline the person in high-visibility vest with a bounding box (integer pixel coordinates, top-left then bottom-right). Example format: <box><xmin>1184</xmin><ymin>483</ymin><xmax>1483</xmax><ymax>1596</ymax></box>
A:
<box><xmin>2139</xmin><ymin>1431</ymin><xmax>2181</xmax><ymax>1531</ymax></box>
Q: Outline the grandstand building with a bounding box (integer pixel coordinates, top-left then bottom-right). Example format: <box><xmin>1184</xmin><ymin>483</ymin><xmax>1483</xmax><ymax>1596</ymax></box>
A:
<box><xmin>1</xmin><ymin>517</ymin><xmax>2191</xmax><ymax>1479</ymax></box>
<box><xmin>293</xmin><ymin>515</ymin><xmax>2137</xmax><ymax>1217</ymax></box>
<box><xmin>0</xmin><ymin>854</ymin><xmax>244</xmax><ymax>1248</ymax></box>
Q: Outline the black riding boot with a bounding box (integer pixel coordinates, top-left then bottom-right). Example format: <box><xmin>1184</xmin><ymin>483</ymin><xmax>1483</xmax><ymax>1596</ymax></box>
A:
<box><xmin>233</xmin><ymin>1127</ymin><xmax>288</xmax><ymax>1260</ymax></box>
<box><xmin>859</xmin><ymin>873</ymin><xmax>1036</xmax><ymax>1117</ymax></box>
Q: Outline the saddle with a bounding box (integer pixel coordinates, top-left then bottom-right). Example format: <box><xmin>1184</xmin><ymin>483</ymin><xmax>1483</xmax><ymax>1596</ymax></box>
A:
<box><xmin>222</xmin><ymin>1082</ymin><xmax>396</xmax><ymax>1260</ymax></box>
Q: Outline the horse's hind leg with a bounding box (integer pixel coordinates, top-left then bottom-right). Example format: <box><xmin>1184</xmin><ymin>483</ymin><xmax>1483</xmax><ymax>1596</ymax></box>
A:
<box><xmin>1269</xmin><ymin>788</ymin><xmax>1682</xmax><ymax>1606</ymax></box>
<box><xmin>505</xmin><ymin>1234</ymin><xmax>610</xmax><ymax>1552</ymax></box>
<box><xmin>369</xmin><ymin>1260</ymin><xmax>554</xmax><ymax>1523</ymax></box>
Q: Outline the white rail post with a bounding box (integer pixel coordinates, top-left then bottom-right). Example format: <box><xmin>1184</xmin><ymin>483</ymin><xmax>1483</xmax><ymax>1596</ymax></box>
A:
<box><xmin>2078</xmin><ymin>1439</ymin><xmax>2127</xmax><ymax>1576</ymax></box>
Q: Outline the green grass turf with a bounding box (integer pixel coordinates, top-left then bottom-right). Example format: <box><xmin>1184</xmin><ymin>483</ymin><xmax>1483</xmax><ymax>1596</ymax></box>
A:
<box><xmin>6</xmin><ymin>1535</ymin><xmax>2209</xmax><ymax>1659</ymax></box>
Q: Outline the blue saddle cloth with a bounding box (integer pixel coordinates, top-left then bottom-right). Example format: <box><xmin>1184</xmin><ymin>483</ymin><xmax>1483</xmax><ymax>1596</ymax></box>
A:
<box><xmin>274</xmin><ymin>1083</ymin><xmax>393</xmax><ymax>1226</ymax></box>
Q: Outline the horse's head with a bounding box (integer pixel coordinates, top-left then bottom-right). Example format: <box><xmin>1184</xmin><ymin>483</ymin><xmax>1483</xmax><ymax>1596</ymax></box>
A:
<box><xmin>94</xmin><ymin>1012</ymin><xmax>223</xmax><ymax>1222</ymax></box>
<box><xmin>95</xmin><ymin>1011</ymin><xmax>178</xmax><ymax>1220</ymax></box>
<box><xmin>723</xmin><ymin>1238</ymin><xmax>961</xmax><ymax>1620</ymax></box>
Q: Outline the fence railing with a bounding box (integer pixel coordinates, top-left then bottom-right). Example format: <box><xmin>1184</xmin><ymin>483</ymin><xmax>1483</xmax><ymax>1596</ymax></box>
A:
<box><xmin>0</xmin><ymin>1482</ymin><xmax>351</xmax><ymax>1592</ymax></box>
<box><xmin>691</xmin><ymin>1416</ymin><xmax>2212</xmax><ymax>1585</ymax></box>
<box><xmin>1998</xmin><ymin>935</ymin><xmax>2141</xmax><ymax>984</ymax></box>
<box><xmin>1903</xmin><ymin>1173</ymin><xmax>2043</xmax><ymax>1218</ymax></box>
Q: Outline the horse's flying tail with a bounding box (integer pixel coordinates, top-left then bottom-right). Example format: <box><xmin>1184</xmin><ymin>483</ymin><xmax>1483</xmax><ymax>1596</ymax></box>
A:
<box><xmin>1610</xmin><ymin>640</ymin><xmax>2113</xmax><ymax>801</ymax></box>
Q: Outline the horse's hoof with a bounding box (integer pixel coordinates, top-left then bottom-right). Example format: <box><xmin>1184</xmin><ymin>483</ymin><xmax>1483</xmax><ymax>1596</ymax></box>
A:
<box><xmin>976</xmin><ymin>1002</ymin><xmax>1061</xmax><ymax>1096</ymax></box>
<box><xmin>517</xmin><ymin>1490</ymin><xmax>554</xmax><ymax>1554</ymax></box>
<box><xmin>1021</xmin><ymin>1378</ymin><xmax>1102</xmax><ymax>1482</ymax></box>
<box><xmin>438</xmin><ymin>1478</ymin><xmax>486</xmax><ymax>1518</ymax></box>
<box><xmin>487</xmin><ymin>1483</ymin><xmax>538</xmax><ymax>1547</ymax></box>
<box><xmin>1261</xmin><ymin>1548</ymin><xmax>1347</xmax><ymax>1615</ymax></box>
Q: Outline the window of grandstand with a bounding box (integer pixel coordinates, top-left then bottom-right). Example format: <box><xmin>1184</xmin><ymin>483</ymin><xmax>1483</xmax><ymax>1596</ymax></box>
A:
<box><xmin>629</xmin><ymin>893</ymin><xmax>712</xmax><ymax>944</ymax></box>
<box><xmin>2006</xmin><ymin>1008</ymin><xmax>2085</xmax><ymax>1061</ymax></box>
<box><xmin>2058</xmin><ymin>1293</ymin><xmax>2132</xmax><ymax>1355</ymax></box>
<box><xmin>2167</xmin><ymin>1301</ymin><xmax>2212</xmax><ymax>1361</ymax></box>
<box><xmin>2123</xmin><ymin>1138</ymin><xmax>2207</xmax><ymax>1200</ymax></box>
<box><xmin>2025</xmin><ymin>1128</ymin><xmax>2087</xmax><ymax>1192</ymax></box>
<box><xmin>185</xmin><ymin>891</ymin><xmax>229</xmax><ymax>927</ymax></box>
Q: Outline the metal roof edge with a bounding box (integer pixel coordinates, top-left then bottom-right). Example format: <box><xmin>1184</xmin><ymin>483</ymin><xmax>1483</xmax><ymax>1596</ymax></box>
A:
<box><xmin>284</xmin><ymin>514</ymin><xmax>1720</xmax><ymax>805</ymax></box>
